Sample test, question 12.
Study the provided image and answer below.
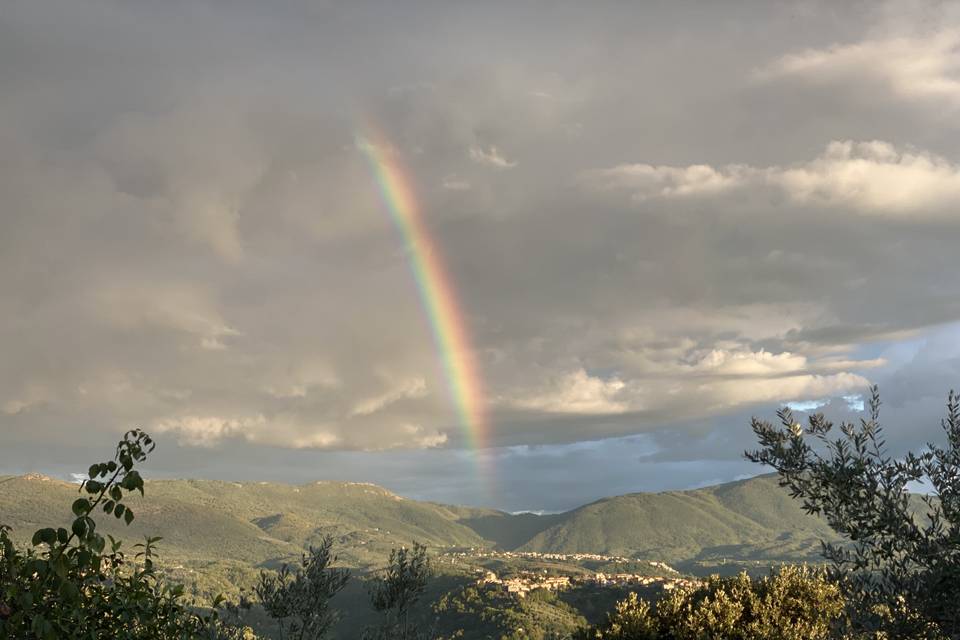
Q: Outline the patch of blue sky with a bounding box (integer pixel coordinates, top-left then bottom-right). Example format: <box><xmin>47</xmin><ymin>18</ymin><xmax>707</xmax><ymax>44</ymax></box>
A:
<box><xmin>843</xmin><ymin>395</ymin><xmax>865</xmax><ymax>412</ymax></box>
<box><xmin>785</xmin><ymin>399</ymin><xmax>829</xmax><ymax>412</ymax></box>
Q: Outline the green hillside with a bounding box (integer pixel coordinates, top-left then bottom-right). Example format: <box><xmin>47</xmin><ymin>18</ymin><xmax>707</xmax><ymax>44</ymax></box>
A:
<box><xmin>519</xmin><ymin>475</ymin><xmax>841</xmax><ymax>566</ymax></box>
<box><xmin>0</xmin><ymin>473</ymin><xmax>843</xmax><ymax>578</ymax></box>
<box><xmin>0</xmin><ymin>472</ymin><xmax>852</xmax><ymax>637</ymax></box>
<box><xmin>0</xmin><ymin>475</ymin><xmax>489</xmax><ymax>572</ymax></box>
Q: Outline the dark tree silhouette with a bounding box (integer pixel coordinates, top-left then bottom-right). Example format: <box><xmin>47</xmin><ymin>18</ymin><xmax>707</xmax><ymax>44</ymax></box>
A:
<box><xmin>747</xmin><ymin>386</ymin><xmax>960</xmax><ymax>638</ymax></box>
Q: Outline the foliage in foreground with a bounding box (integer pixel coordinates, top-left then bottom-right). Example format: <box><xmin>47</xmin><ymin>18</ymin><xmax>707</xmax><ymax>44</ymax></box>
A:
<box><xmin>579</xmin><ymin>565</ymin><xmax>844</xmax><ymax>640</ymax></box>
<box><xmin>747</xmin><ymin>386</ymin><xmax>960</xmax><ymax>638</ymax></box>
<box><xmin>434</xmin><ymin>581</ymin><xmax>587</xmax><ymax>640</ymax></box>
<box><xmin>364</xmin><ymin>542</ymin><xmax>432</xmax><ymax>640</ymax></box>
<box><xmin>255</xmin><ymin>536</ymin><xmax>350</xmax><ymax>640</ymax></box>
<box><xmin>0</xmin><ymin>430</ymin><xmax>255</xmax><ymax>639</ymax></box>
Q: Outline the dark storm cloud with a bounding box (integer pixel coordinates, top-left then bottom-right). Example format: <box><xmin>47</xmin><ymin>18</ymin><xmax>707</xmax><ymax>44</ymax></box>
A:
<box><xmin>3</xmin><ymin>0</ymin><xmax>960</xmax><ymax>507</ymax></box>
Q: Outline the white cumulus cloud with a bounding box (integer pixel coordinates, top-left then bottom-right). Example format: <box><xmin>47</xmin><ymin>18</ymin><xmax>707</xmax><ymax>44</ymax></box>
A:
<box><xmin>586</xmin><ymin>140</ymin><xmax>960</xmax><ymax>218</ymax></box>
<box><xmin>757</xmin><ymin>30</ymin><xmax>960</xmax><ymax>108</ymax></box>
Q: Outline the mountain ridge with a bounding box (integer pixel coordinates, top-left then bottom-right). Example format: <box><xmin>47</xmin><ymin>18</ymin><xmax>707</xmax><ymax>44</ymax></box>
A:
<box><xmin>0</xmin><ymin>472</ymin><xmax>839</xmax><ymax>571</ymax></box>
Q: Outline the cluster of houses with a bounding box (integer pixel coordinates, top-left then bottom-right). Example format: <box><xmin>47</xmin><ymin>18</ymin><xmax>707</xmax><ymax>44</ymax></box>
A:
<box><xmin>475</xmin><ymin>568</ymin><xmax>697</xmax><ymax>599</ymax></box>
<box><xmin>478</xmin><ymin>570</ymin><xmax>572</xmax><ymax>597</ymax></box>
<box><xmin>588</xmin><ymin>572</ymin><xmax>697</xmax><ymax>591</ymax></box>
<box><xmin>444</xmin><ymin>548</ymin><xmax>679</xmax><ymax>570</ymax></box>
<box><xmin>444</xmin><ymin>547</ymin><xmax>696</xmax><ymax>599</ymax></box>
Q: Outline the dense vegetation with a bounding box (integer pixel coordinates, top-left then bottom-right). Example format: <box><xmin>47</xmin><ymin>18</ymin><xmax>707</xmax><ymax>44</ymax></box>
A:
<box><xmin>578</xmin><ymin>565</ymin><xmax>844</xmax><ymax>640</ymax></box>
<box><xmin>255</xmin><ymin>537</ymin><xmax>350</xmax><ymax>639</ymax></box>
<box><xmin>1</xmin><ymin>428</ymin><xmax>832</xmax><ymax>639</ymax></box>
<box><xmin>0</xmin><ymin>430</ymin><xmax>252</xmax><ymax>639</ymax></box>
<box><xmin>364</xmin><ymin>542</ymin><xmax>431</xmax><ymax>639</ymax></box>
<box><xmin>434</xmin><ymin>583</ymin><xmax>587</xmax><ymax>639</ymax></box>
<box><xmin>747</xmin><ymin>386</ymin><xmax>960</xmax><ymax>638</ymax></box>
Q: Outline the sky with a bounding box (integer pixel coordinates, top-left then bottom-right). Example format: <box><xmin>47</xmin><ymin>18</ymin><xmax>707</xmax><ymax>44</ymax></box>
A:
<box><xmin>4</xmin><ymin>0</ymin><xmax>960</xmax><ymax>512</ymax></box>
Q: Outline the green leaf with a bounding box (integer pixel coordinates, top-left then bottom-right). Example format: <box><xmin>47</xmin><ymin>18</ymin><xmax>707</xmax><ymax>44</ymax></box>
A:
<box><xmin>71</xmin><ymin>518</ymin><xmax>87</xmax><ymax>538</ymax></box>
<box><xmin>124</xmin><ymin>507</ymin><xmax>134</xmax><ymax>525</ymax></box>
<box><xmin>31</xmin><ymin>528</ymin><xmax>57</xmax><ymax>546</ymax></box>
<box><xmin>130</xmin><ymin>471</ymin><xmax>145</xmax><ymax>495</ymax></box>
<box><xmin>52</xmin><ymin>551</ymin><xmax>68</xmax><ymax>578</ymax></box>
<box><xmin>31</xmin><ymin>614</ymin><xmax>46</xmax><ymax>636</ymax></box>
<box><xmin>59</xmin><ymin>580</ymin><xmax>80</xmax><ymax>603</ymax></box>
<box><xmin>56</xmin><ymin>527</ymin><xmax>68</xmax><ymax>544</ymax></box>
<box><xmin>103</xmin><ymin>500</ymin><xmax>115</xmax><ymax>515</ymax></box>
<box><xmin>77</xmin><ymin>548</ymin><xmax>93</xmax><ymax>569</ymax></box>
<box><xmin>114</xmin><ymin>503</ymin><xmax>125</xmax><ymax>519</ymax></box>
<box><xmin>72</xmin><ymin>498</ymin><xmax>90</xmax><ymax>517</ymax></box>
<box><xmin>84</xmin><ymin>480</ymin><xmax>103</xmax><ymax>495</ymax></box>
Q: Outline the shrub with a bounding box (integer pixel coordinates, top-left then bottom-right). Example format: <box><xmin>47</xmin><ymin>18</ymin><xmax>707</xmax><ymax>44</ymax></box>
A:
<box><xmin>0</xmin><ymin>429</ymin><xmax>249</xmax><ymax>639</ymax></box>
<box><xmin>365</xmin><ymin>542</ymin><xmax>431</xmax><ymax>640</ymax></box>
<box><xmin>580</xmin><ymin>565</ymin><xmax>845</xmax><ymax>640</ymax></box>
<box><xmin>746</xmin><ymin>386</ymin><xmax>960</xmax><ymax>637</ymax></box>
<box><xmin>254</xmin><ymin>536</ymin><xmax>350</xmax><ymax>640</ymax></box>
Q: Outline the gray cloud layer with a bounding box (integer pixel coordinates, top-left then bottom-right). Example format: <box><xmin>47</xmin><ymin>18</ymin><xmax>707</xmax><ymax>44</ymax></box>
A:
<box><xmin>4</xmin><ymin>0</ymin><xmax>960</xmax><ymax>508</ymax></box>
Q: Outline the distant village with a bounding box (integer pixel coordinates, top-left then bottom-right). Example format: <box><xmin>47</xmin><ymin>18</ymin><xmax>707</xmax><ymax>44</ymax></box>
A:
<box><xmin>476</xmin><ymin>568</ymin><xmax>698</xmax><ymax>598</ymax></box>
<box><xmin>441</xmin><ymin>548</ymin><xmax>697</xmax><ymax>598</ymax></box>
<box><xmin>443</xmin><ymin>548</ymin><xmax>679</xmax><ymax>569</ymax></box>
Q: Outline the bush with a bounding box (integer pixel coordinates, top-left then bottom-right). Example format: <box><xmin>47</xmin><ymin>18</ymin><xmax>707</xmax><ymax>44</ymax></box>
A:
<box><xmin>580</xmin><ymin>565</ymin><xmax>845</xmax><ymax>640</ymax></box>
<box><xmin>0</xmin><ymin>430</ymin><xmax>253</xmax><ymax>639</ymax></box>
<box><xmin>746</xmin><ymin>386</ymin><xmax>960</xmax><ymax>637</ymax></box>
<box><xmin>254</xmin><ymin>536</ymin><xmax>350</xmax><ymax>640</ymax></box>
<box><xmin>364</xmin><ymin>542</ymin><xmax>431</xmax><ymax>640</ymax></box>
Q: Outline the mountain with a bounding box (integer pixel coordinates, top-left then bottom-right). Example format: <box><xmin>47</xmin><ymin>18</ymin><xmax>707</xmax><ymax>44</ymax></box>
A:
<box><xmin>518</xmin><ymin>475</ymin><xmax>840</xmax><ymax>566</ymax></box>
<box><xmin>0</xmin><ymin>473</ymin><xmax>837</xmax><ymax>577</ymax></box>
<box><xmin>0</xmin><ymin>475</ymin><xmax>488</xmax><ymax>571</ymax></box>
<box><xmin>0</xmin><ymin>472</ymin><xmax>849</xmax><ymax>637</ymax></box>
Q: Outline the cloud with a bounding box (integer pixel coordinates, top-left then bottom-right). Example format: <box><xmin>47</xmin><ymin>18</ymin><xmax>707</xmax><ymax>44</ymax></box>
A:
<box><xmin>350</xmin><ymin>377</ymin><xmax>428</xmax><ymax>417</ymax></box>
<box><xmin>2</xmin><ymin>385</ymin><xmax>51</xmax><ymax>416</ymax></box>
<box><xmin>507</xmin><ymin>369</ymin><xmax>628</xmax><ymax>414</ymax></box>
<box><xmin>5</xmin><ymin>0</ymin><xmax>960</xmax><ymax>508</ymax></box>
<box><xmin>92</xmin><ymin>282</ymin><xmax>240</xmax><ymax>350</ymax></box>
<box><xmin>398</xmin><ymin>424</ymin><xmax>448</xmax><ymax>449</ymax></box>
<box><xmin>584</xmin><ymin>163</ymin><xmax>747</xmax><ymax>199</ymax></box>
<box><xmin>494</xmin><ymin>347</ymin><xmax>871</xmax><ymax>434</ymax></box>
<box><xmin>468</xmin><ymin>145</ymin><xmax>517</xmax><ymax>169</ymax></box>
<box><xmin>154</xmin><ymin>415</ymin><xmax>267</xmax><ymax>448</ymax></box>
<box><xmin>441</xmin><ymin>176</ymin><xmax>471</xmax><ymax>191</ymax></box>
<box><xmin>585</xmin><ymin>140</ymin><xmax>960</xmax><ymax>218</ymax></box>
<box><xmin>689</xmin><ymin>349</ymin><xmax>809</xmax><ymax>376</ymax></box>
<box><xmin>757</xmin><ymin>30</ymin><xmax>960</xmax><ymax>108</ymax></box>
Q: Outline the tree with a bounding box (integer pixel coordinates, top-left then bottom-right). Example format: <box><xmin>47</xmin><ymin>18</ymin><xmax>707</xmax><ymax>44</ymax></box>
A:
<box><xmin>578</xmin><ymin>565</ymin><xmax>845</xmax><ymax>640</ymax></box>
<box><xmin>254</xmin><ymin>537</ymin><xmax>350</xmax><ymax>640</ymax></box>
<box><xmin>0</xmin><ymin>429</ymin><xmax>250</xmax><ymax>639</ymax></box>
<box><xmin>746</xmin><ymin>386</ymin><xmax>960</xmax><ymax>638</ymax></box>
<box><xmin>365</xmin><ymin>542</ymin><xmax>431</xmax><ymax>640</ymax></box>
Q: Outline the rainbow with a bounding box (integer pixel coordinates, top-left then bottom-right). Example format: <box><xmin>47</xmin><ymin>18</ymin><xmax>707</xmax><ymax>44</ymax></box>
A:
<box><xmin>355</xmin><ymin>126</ymin><xmax>491</xmax><ymax>457</ymax></box>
